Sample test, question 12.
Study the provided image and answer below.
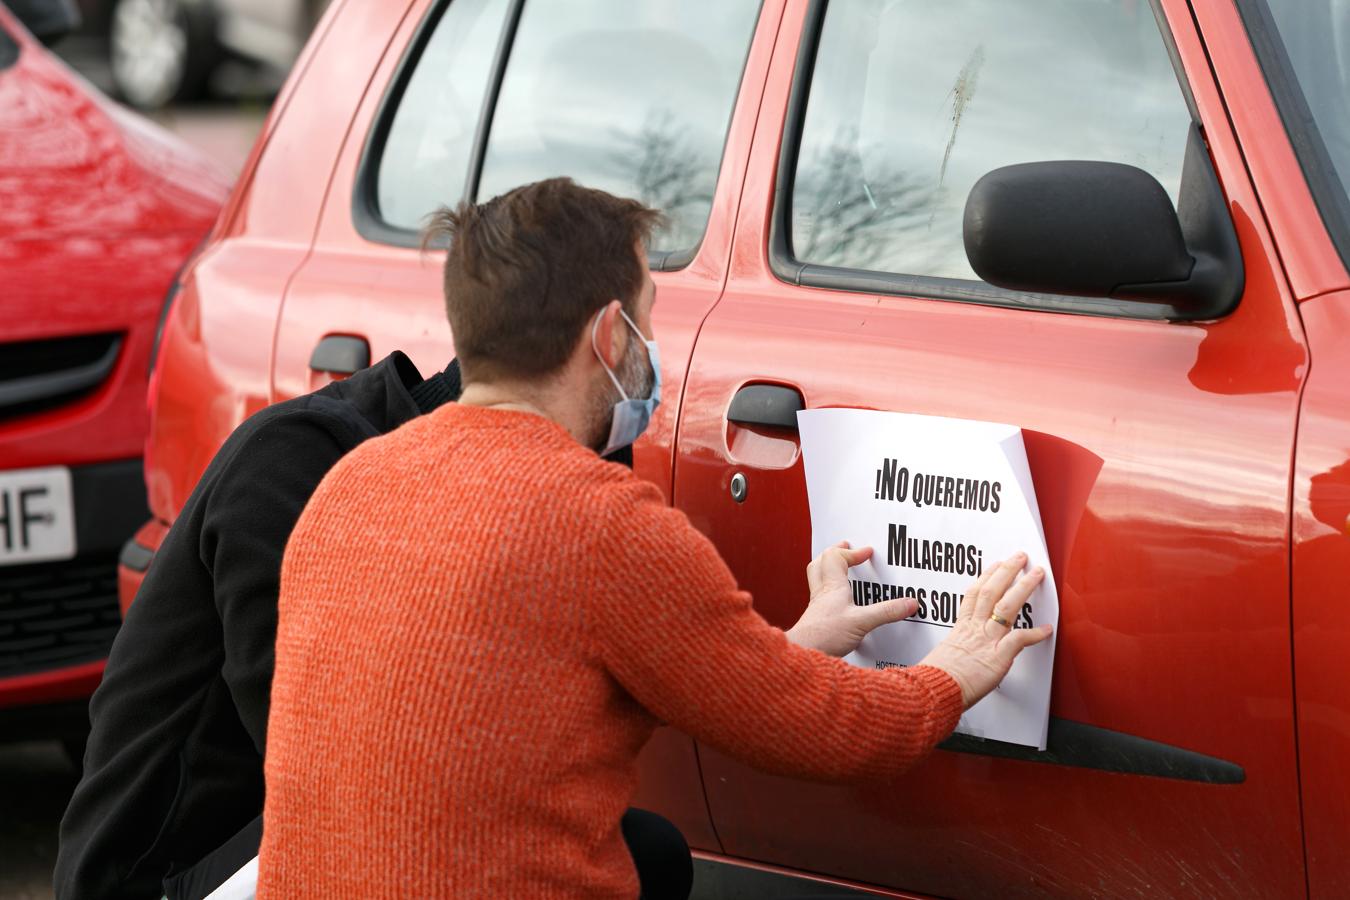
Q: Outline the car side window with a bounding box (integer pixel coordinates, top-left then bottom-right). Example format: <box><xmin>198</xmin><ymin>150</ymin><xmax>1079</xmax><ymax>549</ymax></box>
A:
<box><xmin>789</xmin><ymin>0</ymin><xmax>1193</xmax><ymax>285</ymax></box>
<box><xmin>375</xmin><ymin>0</ymin><xmax>512</xmax><ymax>233</ymax></box>
<box><xmin>473</xmin><ymin>0</ymin><xmax>762</xmax><ymax>258</ymax></box>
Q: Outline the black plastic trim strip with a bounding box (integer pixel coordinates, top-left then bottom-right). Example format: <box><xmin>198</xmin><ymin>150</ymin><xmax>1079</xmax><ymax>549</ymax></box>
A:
<box><xmin>1150</xmin><ymin>0</ymin><xmax>1200</xmax><ymax>123</ymax></box>
<box><xmin>147</xmin><ymin>279</ymin><xmax>181</xmax><ymax>377</ymax></box>
<box><xmin>1232</xmin><ymin>0</ymin><xmax>1350</xmax><ymax>275</ymax></box>
<box><xmin>148</xmin><ymin>235</ymin><xmax>210</xmax><ymax>377</ymax></box>
<box><xmin>462</xmin><ymin>0</ymin><xmax>525</xmax><ymax>207</ymax></box>
<box><xmin>0</xmin><ymin>336</ymin><xmax>121</xmax><ymax>410</ymax></box>
<box><xmin>939</xmin><ymin>716</ymin><xmax>1246</xmax><ymax>784</ymax></box>
<box><xmin>0</xmin><ymin>22</ymin><xmax>19</xmax><ymax>70</ymax></box>
<box><xmin>118</xmin><ymin>537</ymin><xmax>154</xmax><ymax>573</ymax></box>
<box><xmin>691</xmin><ymin>857</ymin><xmax>867</xmax><ymax>897</ymax></box>
<box><xmin>771</xmin><ymin>0</ymin><xmax>1210</xmax><ymax>322</ymax></box>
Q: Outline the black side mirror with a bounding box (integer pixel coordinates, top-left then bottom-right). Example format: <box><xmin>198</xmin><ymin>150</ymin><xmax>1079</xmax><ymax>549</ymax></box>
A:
<box><xmin>8</xmin><ymin>0</ymin><xmax>82</xmax><ymax>46</ymax></box>
<box><xmin>963</xmin><ymin>125</ymin><xmax>1243</xmax><ymax>320</ymax></box>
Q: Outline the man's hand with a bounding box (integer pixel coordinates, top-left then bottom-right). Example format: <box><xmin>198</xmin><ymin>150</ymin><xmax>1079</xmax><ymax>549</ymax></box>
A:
<box><xmin>786</xmin><ymin>542</ymin><xmax>917</xmax><ymax>658</ymax></box>
<box><xmin>918</xmin><ymin>553</ymin><xmax>1054</xmax><ymax>708</ymax></box>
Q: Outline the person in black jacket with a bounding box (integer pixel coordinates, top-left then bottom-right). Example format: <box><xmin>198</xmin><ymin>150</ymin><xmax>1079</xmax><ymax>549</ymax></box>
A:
<box><xmin>54</xmin><ymin>353</ymin><xmax>466</xmax><ymax>899</ymax></box>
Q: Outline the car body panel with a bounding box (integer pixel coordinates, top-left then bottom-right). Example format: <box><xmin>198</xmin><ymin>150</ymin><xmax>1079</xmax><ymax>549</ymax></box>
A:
<box><xmin>0</xmin><ymin>659</ymin><xmax>105</xmax><ymax>708</ymax></box>
<box><xmin>673</xmin><ymin>0</ymin><xmax>1308</xmax><ymax>895</ymax></box>
<box><xmin>210</xmin><ymin>0</ymin><xmax>349</xmax><ymax>243</ymax></box>
<box><xmin>1291</xmin><ymin>289</ymin><xmax>1350</xmax><ymax>899</ymax></box>
<box><xmin>144</xmin><ymin>0</ymin><xmax>368</xmax><ymax>523</ymax></box>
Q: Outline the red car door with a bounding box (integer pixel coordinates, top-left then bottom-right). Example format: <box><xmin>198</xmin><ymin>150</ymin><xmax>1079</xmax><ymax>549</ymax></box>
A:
<box><xmin>673</xmin><ymin>0</ymin><xmax>1307</xmax><ymax>895</ymax></box>
<box><xmin>1227</xmin><ymin>1</ymin><xmax>1350</xmax><ymax>896</ymax></box>
<box><xmin>268</xmin><ymin>0</ymin><xmax>783</xmax><ymax>855</ymax></box>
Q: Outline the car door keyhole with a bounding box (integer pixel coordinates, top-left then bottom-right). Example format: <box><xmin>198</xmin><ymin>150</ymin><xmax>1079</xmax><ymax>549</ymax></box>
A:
<box><xmin>730</xmin><ymin>472</ymin><xmax>748</xmax><ymax>503</ymax></box>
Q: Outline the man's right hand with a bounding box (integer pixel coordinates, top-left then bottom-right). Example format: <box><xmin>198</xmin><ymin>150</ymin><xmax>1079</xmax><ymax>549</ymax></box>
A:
<box><xmin>918</xmin><ymin>553</ymin><xmax>1054</xmax><ymax>708</ymax></box>
<box><xmin>786</xmin><ymin>542</ymin><xmax>919</xmax><ymax>658</ymax></box>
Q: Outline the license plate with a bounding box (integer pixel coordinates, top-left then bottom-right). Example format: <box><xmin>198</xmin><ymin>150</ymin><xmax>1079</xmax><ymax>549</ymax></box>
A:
<box><xmin>0</xmin><ymin>466</ymin><xmax>76</xmax><ymax>567</ymax></box>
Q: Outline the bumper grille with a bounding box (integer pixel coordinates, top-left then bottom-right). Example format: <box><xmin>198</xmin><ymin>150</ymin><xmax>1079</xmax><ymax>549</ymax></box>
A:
<box><xmin>0</xmin><ymin>333</ymin><xmax>123</xmax><ymax>421</ymax></box>
<box><xmin>0</xmin><ymin>556</ymin><xmax>121</xmax><ymax>680</ymax></box>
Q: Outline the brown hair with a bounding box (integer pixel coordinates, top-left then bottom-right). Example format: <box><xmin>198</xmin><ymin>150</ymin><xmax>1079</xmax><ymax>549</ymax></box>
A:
<box><xmin>424</xmin><ymin>178</ymin><xmax>663</xmax><ymax>383</ymax></box>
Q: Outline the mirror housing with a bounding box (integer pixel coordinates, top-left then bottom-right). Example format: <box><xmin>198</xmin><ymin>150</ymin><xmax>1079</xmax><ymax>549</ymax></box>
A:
<box><xmin>963</xmin><ymin>125</ymin><xmax>1242</xmax><ymax>320</ymax></box>
<box><xmin>8</xmin><ymin>0</ymin><xmax>81</xmax><ymax>46</ymax></box>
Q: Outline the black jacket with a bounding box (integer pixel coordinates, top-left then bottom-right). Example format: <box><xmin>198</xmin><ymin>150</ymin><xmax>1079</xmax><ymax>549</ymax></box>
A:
<box><xmin>54</xmin><ymin>353</ymin><xmax>460</xmax><ymax>900</ymax></box>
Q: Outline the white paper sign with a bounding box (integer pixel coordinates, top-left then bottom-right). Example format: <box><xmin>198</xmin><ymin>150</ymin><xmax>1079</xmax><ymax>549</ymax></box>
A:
<box><xmin>798</xmin><ymin>408</ymin><xmax>1058</xmax><ymax>750</ymax></box>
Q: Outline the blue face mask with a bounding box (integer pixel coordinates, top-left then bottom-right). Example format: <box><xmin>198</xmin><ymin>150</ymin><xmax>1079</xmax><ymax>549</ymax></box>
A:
<box><xmin>592</xmin><ymin>308</ymin><xmax>661</xmax><ymax>457</ymax></box>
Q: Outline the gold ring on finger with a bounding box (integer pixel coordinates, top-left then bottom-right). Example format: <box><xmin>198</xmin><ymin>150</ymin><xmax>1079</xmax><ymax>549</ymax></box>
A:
<box><xmin>989</xmin><ymin>613</ymin><xmax>1012</xmax><ymax>628</ymax></box>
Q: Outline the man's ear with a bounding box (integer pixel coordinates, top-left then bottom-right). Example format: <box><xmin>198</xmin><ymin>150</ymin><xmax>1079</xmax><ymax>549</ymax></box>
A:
<box><xmin>593</xmin><ymin>300</ymin><xmax>626</xmax><ymax>370</ymax></box>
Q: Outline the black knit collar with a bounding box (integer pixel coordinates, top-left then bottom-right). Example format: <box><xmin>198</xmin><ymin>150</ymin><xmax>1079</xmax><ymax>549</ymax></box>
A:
<box><xmin>406</xmin><ymin>359</ymin><xmax>631</xmax><ymax>469</ymax></box>
<box><xmin>408</xmin><ymin>359</ymin><xmax>463</xmax><ymax>414</ymax></box>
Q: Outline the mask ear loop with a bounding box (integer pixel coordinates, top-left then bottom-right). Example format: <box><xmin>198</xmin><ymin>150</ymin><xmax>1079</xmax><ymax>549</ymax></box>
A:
<box><xmin>617</xmin><ymin>307</ymin><xmax>647</xmax><ymax>339</ymax></box>
<box><xmin>591</xmin><ymin>308</ymin><xmax>630</xmax><ymax>401</ymax></box>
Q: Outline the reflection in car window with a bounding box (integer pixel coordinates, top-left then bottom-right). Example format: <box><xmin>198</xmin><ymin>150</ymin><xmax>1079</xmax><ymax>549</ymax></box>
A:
<box><xmin>376</xmin><ymin>0</ymin><xmax>511</xmax><ymax>232</ymax></box>
<box><xmin>476</xmin><ymin>0</ymin><xmax>761</xmax><ymax>255</ymax></box>
<box><xmin>791</xmin><ymin>0</ymin><xmax>1193</xmax><ymax>283</ymax></box>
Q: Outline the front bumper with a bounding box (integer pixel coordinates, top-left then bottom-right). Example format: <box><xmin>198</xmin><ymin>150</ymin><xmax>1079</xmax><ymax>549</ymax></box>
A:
<box><xmin>0</xmin><ymin>459</ymin><xmax>148</xmax><ymax>717</ymax></box>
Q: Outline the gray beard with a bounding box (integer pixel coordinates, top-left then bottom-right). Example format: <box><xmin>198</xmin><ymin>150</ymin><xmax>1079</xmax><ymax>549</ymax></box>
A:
<box><xmin>588</xmin><ymin>337</ymin><xmax>653</xmax><ymax>453</ymax></box>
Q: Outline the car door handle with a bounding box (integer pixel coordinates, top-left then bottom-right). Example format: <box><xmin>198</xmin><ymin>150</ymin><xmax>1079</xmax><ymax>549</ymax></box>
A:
<box><xmin>308</xmin><ymin>335</ymin><xmax>370</xmax><ymax>375</ymax></box>
<box><xmin>727</xmin><ymin>384</ymin><xmax>805</xmax><ymax>430</ymax></box>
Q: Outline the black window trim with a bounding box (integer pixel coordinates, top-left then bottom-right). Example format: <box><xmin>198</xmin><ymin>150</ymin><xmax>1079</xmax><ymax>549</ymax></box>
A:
<box><xmin>0</xmin><ymin>21</ymin><xmax>20</xmax><ymax>71</ymax></box>
<box><xmin>462</xmin><ymin>0</ymin><xmax>525</xmax><ymax>208</ymax></box>
<box><xmin>769</xmin><ymin>0</ymin><xmax>1210</xmax><ymax>322</ymax></box>
<box><xmin>352</xmin><ymin>0</ymin><xmax>492</xmax><ymax>250</ymax></box>
<box><xmin>1232</xmin><ymin>0</ymin><xmax>1350</xmax><ymax>276</ymax></box>
<box><xmin>352</xmin><ymin>0</ymin><xmax>766</xmax><ymax>273</ymax></box>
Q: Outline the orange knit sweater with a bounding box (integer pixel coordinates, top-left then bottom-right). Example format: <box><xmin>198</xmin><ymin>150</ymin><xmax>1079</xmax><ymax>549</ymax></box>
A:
<box><xmin>258</xmin><ymin>403</ymin><xmax>963</xmax><ymax>899</ymax></box>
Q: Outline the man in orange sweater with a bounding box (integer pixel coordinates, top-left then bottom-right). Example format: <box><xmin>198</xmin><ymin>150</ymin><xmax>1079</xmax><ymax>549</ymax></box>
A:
<box><xmin>259</xmin><ymin>178</ymin><xmax>1052</xmax><ymax>899</ymax></box>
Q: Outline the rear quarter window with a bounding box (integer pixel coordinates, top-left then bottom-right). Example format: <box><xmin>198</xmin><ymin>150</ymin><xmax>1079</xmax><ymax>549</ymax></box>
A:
<box><xmin>361</xmin><ymin>0</ymin><xmax>763</xmax><ymax>263</ymax></box>
<box><xmin>373</xmin><ymin>0</ymin><xmax>512</xmax><ymax>234</ymax></box>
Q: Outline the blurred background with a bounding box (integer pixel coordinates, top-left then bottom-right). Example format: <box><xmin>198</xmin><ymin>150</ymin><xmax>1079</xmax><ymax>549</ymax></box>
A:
<box><xmin>55</xmin><ymin>0</ymin><xmax>310</xmax><ymax>173</ymax></box>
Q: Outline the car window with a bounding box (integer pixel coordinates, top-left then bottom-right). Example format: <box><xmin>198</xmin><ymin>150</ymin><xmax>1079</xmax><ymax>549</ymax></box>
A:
<box><xmin>475</xmin><ymin>0</ymin><xmax>761</xmax><ymax>257</ymax></box>
<box><xmin>790</xmin><ymin>0</ymin><xmax>1193</xmax><ymax>284</ymax></box>
<box><xmin>375</xmin><ymin>0</ymin><xmax>512</xmax><ymax>232</ymax></box>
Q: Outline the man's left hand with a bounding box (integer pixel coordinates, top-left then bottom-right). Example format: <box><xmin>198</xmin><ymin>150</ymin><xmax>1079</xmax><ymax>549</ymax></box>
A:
<box><xmin>786</xmin><ymin>542</ymin><xmax>916</xmax><ymax>658</ymax></box>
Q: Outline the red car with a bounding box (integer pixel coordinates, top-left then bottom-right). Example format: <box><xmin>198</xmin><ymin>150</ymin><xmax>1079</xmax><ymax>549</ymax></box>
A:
<box><xmin>126</xmin><ymin>0</ymin><xmax>1350</xmax><ymax>896</ymax></box>
<box><xmin>0</xmin><ymin>2</ymin><xmax>225</xmax><ymax>752</ymax></box>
